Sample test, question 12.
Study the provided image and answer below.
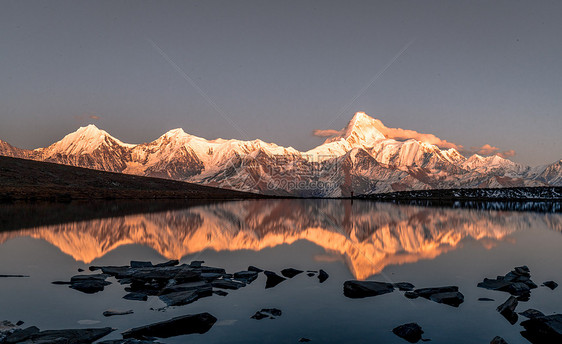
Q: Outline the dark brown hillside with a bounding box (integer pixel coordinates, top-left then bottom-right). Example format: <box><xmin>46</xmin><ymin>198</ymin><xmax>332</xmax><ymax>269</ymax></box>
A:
<box><xmin>0</xmin><ymin>156</ymin><xmax>265</xmax><ymax>202</ymax></box>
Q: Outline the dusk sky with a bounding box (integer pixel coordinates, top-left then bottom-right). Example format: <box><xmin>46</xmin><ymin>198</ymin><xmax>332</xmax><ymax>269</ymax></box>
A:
<box><xmin>1</xmin><ymin>0</ymin><xmax>561</xmax><ymax>166</ymax></box>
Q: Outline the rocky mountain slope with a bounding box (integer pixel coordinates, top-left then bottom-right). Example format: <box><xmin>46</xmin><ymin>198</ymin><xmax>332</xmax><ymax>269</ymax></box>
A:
<box><xmin>1</xmin><ymin>112</ymin><xmax>560</xmax><ymax>196</ymax></box>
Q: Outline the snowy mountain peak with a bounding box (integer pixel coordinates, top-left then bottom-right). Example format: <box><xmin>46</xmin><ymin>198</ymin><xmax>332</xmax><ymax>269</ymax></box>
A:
<box><xmin>339</xmin><ymin>112</ymin><xmax>386</xmax><ymax>144</ymax></box>
<box><xmin>163</xmin><ymin>128</ymin><xmax>189</xmax><ymax>138</ymax></box>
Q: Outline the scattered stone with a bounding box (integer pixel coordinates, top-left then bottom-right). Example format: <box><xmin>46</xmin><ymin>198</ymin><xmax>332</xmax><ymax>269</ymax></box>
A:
<box><xmin>394</xmin><ymin>282</ymin><xmax>415</xmax><ymax>291</ymax></box>
<box><xmin>307</xmin><ymin>273</ymin><xmax>315</xmax><ymax>277</ymax></box>
<box><xmin>521</xmin><ymin>314</ymin><xmax>562</xmax><ymax>343</ymax></box>
<box><xmin>490</xmin><ymin>336</ymin><xmax>508</xmax><ymax>344</ymax></box>
<box><xmin>478</xmin><ymin>298</ymin><xmax>495</xmax><ymax>301</ymax></box>
<box><xmin>298</xmin><ymin>338</ymin><xmax>311</xmax><ymax>342</ymax></box>
<box><xmin>130</xmin><ymin>261</ymin><xmax>153</xmax><ymax>268</ymax></box>
<box><xmin>211</xmin><ymin>279</ymin><xmax>246</xmax><ymax>290</ymax></box>
<box><xmin>159</xmin><ymin>290</ymin><xmax>200</xmax><ymax>307</ymax></box>
<box><xmin>343</xmin><ymin>280</ymin><xmax>394</xmax><ymax>298</ymax></box>
<box><xmin>233</xmin><ymin>270</ymin><xmax>259</xmax><ymax>283</ymax></box>
<box><xmin>497</xmin><ymin>296</ymin><xmax>518</xmax><ymax>324</ymax></box>
<box><xmin>9</xmin><ymin>327</ymin><xmax>113</xmax><ymax>344</ymax></box>
<box><xmin>4</xmin><ymin>326</ymin><xmax>40</xmax><ymax>343</ymax></box>
<box><xmin>77</xmin><ymin>268</ymin><xmax>84</xmax><ymax>272</ymax></box>
<box><xmin>153</xmin><ymin>260</ymin><xmax>179</xmax><ymax>267</ymax></box>
<box><xmin>478</xmin><ymin>266</ymin><xmax>537</xmax><ymax>299</ymax></box>
<box><xmin>519</xmin><ymin>309</ymin><xmax>545</xmax><ymax>319</ymax></box>
<box><xmin>392</xmin><ymin>323</ymin><xmax>424</xmax><ymax>343</ymax></box>
<box><xmin>248</xmin><ymin>266</ymin><xmax>264</xmax><ymax>273</ymax></box>
<box><xmin>318</xmin><ymin>269</ymin><xmax>329</xmax><ymax>283</ymax></box>
<box><xmin>281</xmin><ymin>268</ymin><xmax>304</xmax><ymax>278</ymax></box>
<box><xmin>411</xmin><ymin>286</ymin><xmax>464</xmax><ymax>307</ymax></box>
<box><xmin>264</xmin><ymin>271</ymin><xmax>286</xmax><ymax>289</ymax></box>
<box><xmin>189</xmin><ymin>260</ymin><xmax>204</xmax><ymax>268</ymax></box>
<box><xmin>124</xmin><ymin>292</ymin><xmax>148</xmax><ymax>301</ymax></box>
<box><xmin>15</xmin><ymin>321</ymin><xmax>24</xmax><ymax>326</ymax></box>
<box><xmin>0</xmin><ymin>275</ymin><xmax>29</xmax><ymax>278</ymax></box>
<box><xmin>405</xmin><ymin>291</ymin><xmax>419</xmax><ymax>299</ymax></box>
<box><xmin>103</xmin><ymin>309</ymin><xmax>134</xmax><ymax>317</ymax></box>
<box><xmin>69</xmin><ymin>274</ymin><xmax>112</xmax><ymax>294</ymax></box>
<box><xmin>543</xmin><ymin>281</ymin><xmax>558</xmax><ymax>290</ymax></box>
<box><xmin>213</xmin><ymin>290</ymin><xmax>228</xmax><ymax>296</ymax></box>
<box><xmin>122</xmin><ymin>313</ymin><xmax>217</xmax><ymax>339</ymax></box>
<box><xmin>251</xmin><ymin>308</ymin><xmax>282</xmax><ymax>320</ymax></box>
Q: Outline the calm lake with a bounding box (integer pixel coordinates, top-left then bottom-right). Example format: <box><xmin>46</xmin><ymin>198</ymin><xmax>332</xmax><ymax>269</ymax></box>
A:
<box><xmin>1</xmin><ymin>199</ymin><xmax>561</xmax><ymax>343</ymax></box>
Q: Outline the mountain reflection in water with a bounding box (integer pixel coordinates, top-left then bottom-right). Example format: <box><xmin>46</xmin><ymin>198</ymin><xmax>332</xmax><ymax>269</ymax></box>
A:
<box><xmin>1</xmin><ymin>200</ymin><xmax>561</xmax><ymax>279</ymax></box>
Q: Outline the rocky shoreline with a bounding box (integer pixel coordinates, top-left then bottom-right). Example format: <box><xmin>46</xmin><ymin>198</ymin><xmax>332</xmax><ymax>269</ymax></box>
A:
<box><xmin>1</xmin><ymin>263</ymin><xmax>560</xmax><ymax>343</ymax></box>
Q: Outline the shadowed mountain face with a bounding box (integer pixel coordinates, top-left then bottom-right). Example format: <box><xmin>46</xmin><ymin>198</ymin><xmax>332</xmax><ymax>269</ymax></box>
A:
<box><xmin>2</xmin><ymin>200</ymin><xmax>561</xmax><ymax>279</ymax></box>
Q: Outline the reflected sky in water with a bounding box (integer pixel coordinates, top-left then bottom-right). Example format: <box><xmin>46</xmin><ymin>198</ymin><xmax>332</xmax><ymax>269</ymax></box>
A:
<box><xmin>1</xmin><ymin>200</ymin><xmax>561</xmax><ymax>343</ymax></box>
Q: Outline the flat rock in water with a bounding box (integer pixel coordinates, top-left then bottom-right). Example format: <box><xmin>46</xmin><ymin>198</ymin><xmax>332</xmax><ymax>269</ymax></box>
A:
<box><xmin>264</xmin><ymin>271</ymin><xmax>286</xmax><ymax>289</ymax></box>
<box><xmin>343</xmin><ymin>281</ymin><xmax>394</xmax><ymax>298</ymax></box>
<box><xmin>318</xmin><ymin>269</ymin><xmax>329</xmax><ymax>283</ymax></box>
<box><xmin>392</xmin><ymin>323</ymin><xmax>424</xmax><ymax>343</ymax></box>
<box><xmin>478</xmin><ymin>298</ymin><xmax>495</xmax><ymax>301</ymax></box>
<box><xmin>429</xmin><ymin>291</ymin><xmax>464</xmax><ymax>307</ymax></box>
<box><xmin>213</xmin><ymin>290</ymin><xmax>228</xmax><ymax>296</ymax></box>
<box><xmin>298</xmin><ymin>338</ymin><xmax>311</xmax><ymax>342</ymax></box>
<box><xmin>9</xmin><ymin>327</ymin><xmax>113</xmax><ymax>344</ymax></box>
<box><xmin>251</xmin><ymin>308</ymin><xmax>282</xmax><ymax>320</ymax></box>
<box><xmin>543</xmin><ymin>281</ymin><xmax>558</xmax><ymax>290</ymax></box>
<box><xmin>519</xmin><ymin>309</ymin><xmax>545</xmax><ymax>319</ymax></box>
<box><xmin>248</xmin><ymin>265</ymin><xmax>264</xmax><ymax>273</ymax></box>
<box><xmin>123</xmin><ymin>292</ymin><xmax>148</xmax><ymax>301</ymax></box>
<box><xmin>153</xmin><ymin>260</ymin><xmax>179</xmax><ymax>268</ymax></box>
<box><xmin>490</xmin><ymin>336</ymin><xmax>508</xmax><ymax>344</ymax></box>
<box><xmin>159</xmin><ymin>290</ymin><xmax>199</xmax><ymax>307</ymax></box>
<box><xmin>3</xmin><ymin>326</ymin><xmax>40</xmax><ymax>343</ymax></box>
<box><xmin>122</xmin><ymin>313</ymin><xmax>217</xmax><ymax>339</ymax></box>
<box><xmin>521</xmin><ymin>314</ymin><xmax>562</xmax><ymax>343</ymax></box>
<box><xmin>477</xmin><ymin>266</ymin><xmax>537</xmax><ymax>298</ymax></box>
<box><xmin>497</xmin><ymin>296</ymin><xmax>518</xmax><ymax>324</ymax></box>
<box><xmin>281</xmin><ymin>268</ymin><xmax>303</xmax><ymax>278</ymax></box>
<box><xmin>103</xmin><ymin>309</ymin><xmax>133</xmax><ymax>317</ymax></box>
<box><xmin>394</xmin><ymin>282</ymin><xmax>415</xmax><ymax>291</ymax></box>
<box><xmin>414</xmin><ymin>286</ymin><xmax>459</xmax><ymax>298</ymax></box>
<box><xmin>130</xmin><ymin>261</ymin><xmax>153</xmax><ymax>268</ymax></box>
<box><xmin>211</xmin><ymin>279</ymin><xmax>246</xmax><ymax>290</ymax></box>
<box><xmin>405</xmin><ymin>291</ymin><xmax>419</xmax><ymax>299</ymax></box>
<box><xmin>160</xmin><ymin>281</ymin><xmax>212</xmax><ymax>295</ymax></box>
<box><xmin>307</xmin><ymin>273</ymin><xmax>315</xmax><ymax>277</ymax></box>
<box><xmin>233</xmin><ymin>271</ymin><xmax>259</xmax><ymax>283</ymax></box>
<box><xmin>69</xmin><ymin>274</ymin><xmax>112</xmax><ymax>294</ymax></box>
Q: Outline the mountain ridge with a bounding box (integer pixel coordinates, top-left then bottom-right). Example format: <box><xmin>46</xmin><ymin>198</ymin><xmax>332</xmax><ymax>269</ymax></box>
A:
<box><xmin>1</xmin><ymin>112</ymin><xmax>560</xmax><ymax>196</ymax></box>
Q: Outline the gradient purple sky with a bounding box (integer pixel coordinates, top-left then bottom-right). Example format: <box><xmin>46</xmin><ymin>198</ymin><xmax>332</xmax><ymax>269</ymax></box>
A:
<box><xmin>1</xmin><ymin>0</ymin><xmax>561</xmax><ymax>166</ymax></box>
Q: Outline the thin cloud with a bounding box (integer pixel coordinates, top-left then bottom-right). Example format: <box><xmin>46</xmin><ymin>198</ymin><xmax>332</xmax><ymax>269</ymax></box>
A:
<box><xmin>312</xmin><ymin>129</ymin><xmax>344</xmax><ymax>137</ymax></box>
<box><xmin>469</xmin><ymin>144</ymin><xmax>516</xmax><ymax>158</ymax></box>
<box><xmin>498</xmin><ymin>149</ymin><xmax>516</xmax><ymax>158</ymax></box>
<box><xmin>89</xmin><ymin>115</ymin><xmax>100</xmax><ymax>120</ymax></box>
<box><xmin>372</xmin><ymin>119</ymin><xmax>462</xmax><ymax>150</ymax></box>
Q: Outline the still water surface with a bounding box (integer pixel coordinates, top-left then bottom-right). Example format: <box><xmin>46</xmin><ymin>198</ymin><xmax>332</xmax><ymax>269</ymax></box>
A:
<box><xmin>0</xmin><ymin>199</ymin><xmax>561</xmax><ymax>343</ymax></box>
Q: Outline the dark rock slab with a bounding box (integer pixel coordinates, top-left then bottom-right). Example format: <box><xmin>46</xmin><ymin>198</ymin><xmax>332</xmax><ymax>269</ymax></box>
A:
<box><xmin>318</xmin><ymin>269</ymin><xmax>329</xmax><ymax>283</ymax></box>
<box><xmin>414</xmin><ymin>286</ymin><xmax>459</xmax><ymax>298</ymax></box>
<box><xmin>343</xmin><ymin>281</ymin><xmax>394</xmax><ymax>298</ymax></box>
<box><xmin>0</xmin><ymin>275</ymin><xmax>29</xmax><ymax>278</ymax></box>
<box><xmin>248</xmin><ymin>265</ymin><xmax>264</xmax><ymax>273</ymax></box>
<box><xmin>521</xmin><ymin>314</ymin><xmax>562</xmax><ymax>343</ymax></box>
<box><xmin>159</xmin><ymin>290</ymin><xmax>199</xmax><ymax>307</ymax></box>
<box><xmin>211</xmin><ymin>279</ymin><xmax>246</xmax><ymax>290</ymax></box>
<box><xmin>478</xmin><ymin>278</ymin><xmax>512</xmax><ymax>291</ymax></box>
<box><xmin>99</xmin><ymin>340</ymin><xmax>162</xmax><ymax>344</ymax></box>
<box><xmin>130</xmin><ymin>261</ymin><xmax>153</xmax><ymax>268</ymax></box>
<box><xmin>519</xmin><ymin>309</ymin><xmax>545</xmax><ymax>319</ymax></box>
<box><xmin>251</xmin><ymin>308</ymin><xmax>282</xmax><ymax>320</ymax></box>
<box><xmin>264</xmin><ymin>271</ymin><xmax>286</xmax><ymax>289</ymax></box>
<box><xmin>69</xmin><ymin>274</ymin><xmax>112</xmax><ymax>294</ymax></box>
<box><xmin>298</xmin><ymin>338</ymin><xmax>311</xmax><ymax>342</ymax></box>
<box><xmin>154</xmin><ymin>260</ymin><xmax>179</xmax><ymax>268</ymax></box>
<box><xmin>478</xmin><ymin>266</ymin><xmax>537</xmax><ymax>298</ymax></box>
<box><xmin>429</xmin><ymin>292</ymin><xmax>464</xmax><ymax>307</ymax></box>
<box><xmin>543</xmin><ymin>281</ymin><xmax>558</xmax><ymax>290</ymax></box>
<box><xmin>160</xmin><ymin>281</ymin><xmax>212</xmax><ymax>295</ymax></box>
<box><xmin>478</xmin><ymin>298</ymin><xmax>495</xmax><ymax>301</ymax></box>
<box><xmin>394</xmin><ymin>282</ymin><xmax>415</xmax><ymax>291</ymax></box>
<box><xmin>122</xmin><ymin>313</ymin><xmax>217</xmax><ymax>339</ymax></box>
<box><xmin>307</xmin><ymin>273</ymin><xmax>315</xmax><ymax>277</ymax></box>
<box><xmin>405</xmin><ymin>291</ymin><xmax>419</xmax><ymax>299</ymax></box>
<box><xmin>103</xmin><ymin>309</ymin><xmax>134</xmax><ymax>317</ymax></box>
<box><xmin>4</xmin><ymin>326</ymin><xmax>40</xmax><ymax>343</ymax></box>
<box><xmin>14</xmin><ymin>327</ymin><xmax>113</xmax><ymax>344</ymax></box>
<box><xmin>497</xmin><ymin>296</ymin><xmax>518</xmax><ymax>324</ymax></box>
<box><xmin>213</xmin><ymin>290</ymin><xmax>228</xmax><ymax>296</ymax></box>
<box><xmin>490</xmin><ymin>336</ymin><xmax>508</xmax><ymax>344</ymax></box>
<box><xmin>281</xmin><ymin>268</ymin><xmax>303</xmax><ymax>278</ymax></box>
<box><xmin>77</xmin><ymin>268</ymin><xmax>84</xmax><ymax>272</ymax></box>
<box><xmin>392</xmin><ymin>323</ymin><xmax>424</xmax><ymax>343</ymax></box>
<box><xmin>189</xmin><ymin>261</ymin><xmax>204</xmax><ymax>268</ymax></box>
<box><xmin>123</xmin><ymin>292</ymin><xmax>148</xmax><ymax>301</ymax></box>
<box><xmin>233</xmin><ymin>271</ymin><xmax>259</xmax><ymax>283</ymax></box>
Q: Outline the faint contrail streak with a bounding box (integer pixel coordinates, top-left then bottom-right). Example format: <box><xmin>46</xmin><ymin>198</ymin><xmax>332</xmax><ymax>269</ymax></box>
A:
<box><xmin>325</xmin><ymin>38</ymin><xmax>416</xmax><ymax>129</ymax></box>
<box><xmin>147</xmin><ymin>38</ymin><xmax>250</xmax><ymax>139</ymax></box>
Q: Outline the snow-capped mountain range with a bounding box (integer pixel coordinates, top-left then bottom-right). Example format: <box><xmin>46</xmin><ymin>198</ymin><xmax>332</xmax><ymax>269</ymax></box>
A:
<box><xmin>1</xmin><ymin>112</ymin><xmax>560</xmax><ymax>196</ymax></box>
